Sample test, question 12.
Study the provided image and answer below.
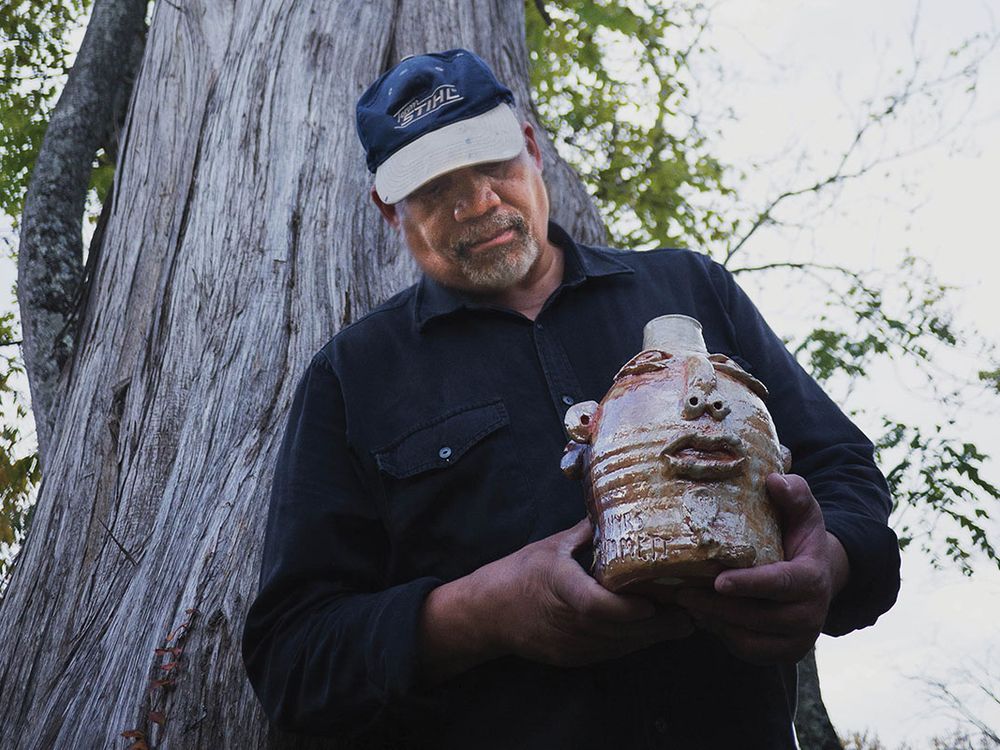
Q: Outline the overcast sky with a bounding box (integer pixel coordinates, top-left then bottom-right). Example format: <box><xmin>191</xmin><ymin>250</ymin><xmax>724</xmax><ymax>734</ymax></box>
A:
<box><xmin>3</xmin><ymin>0</ymin><xmax>999</xmax><ymax>744</ymax></box>
<box><xmin>698</xmin><ymin>0</ymin><xmax>1000</xmax><ymax>745</ymax></box>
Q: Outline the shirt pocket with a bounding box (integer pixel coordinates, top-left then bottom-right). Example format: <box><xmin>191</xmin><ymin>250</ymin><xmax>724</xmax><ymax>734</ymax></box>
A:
<box><xmin>372</xmin><ymin>399</ymin><xmax>535</xmax><ymax>581</ymax></box>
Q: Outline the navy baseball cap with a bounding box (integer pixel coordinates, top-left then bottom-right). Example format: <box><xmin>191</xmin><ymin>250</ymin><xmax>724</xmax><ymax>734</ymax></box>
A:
<box><xmin>356</xmin><ymin>49</ymin><xmax>524</xmax><ymax>204</ymax></box>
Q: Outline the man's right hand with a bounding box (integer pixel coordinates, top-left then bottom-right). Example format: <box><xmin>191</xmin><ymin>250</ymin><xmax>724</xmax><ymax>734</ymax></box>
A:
<box><xmin>418</xmin><ymin>519</ymin><xmax>694</xmax><ymax>684</ymax></box>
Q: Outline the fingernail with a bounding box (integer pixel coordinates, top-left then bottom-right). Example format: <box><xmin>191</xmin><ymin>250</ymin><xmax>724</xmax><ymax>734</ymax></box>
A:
<box><xmin>716</xmin><ymin>577</ymin><xmax>734</xmax><ymax>594</ymax></box>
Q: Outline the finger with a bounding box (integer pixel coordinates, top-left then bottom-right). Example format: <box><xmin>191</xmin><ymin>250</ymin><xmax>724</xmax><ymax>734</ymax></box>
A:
<box><xmin>714</xmin><ymin>559</ymin><xmax>826</xmax><ymax>603</ymax></box>
<box><xmin>554</xmin><ymin>558</ymin><xmax>656</xmax><ymax>622</ymax></box>
<box><xmin>708</xmin><ymin>622</ymin><xmax>816</xmax><ymax>665</ymax></box>
<box><xmin>765</xmin><ymin>473</ymin><xmax>821</xmax><ymax>527</ymax></box>
<box><xmin>544</xmin><ymin>609</ymin><xmax>696</xmax><ymax>667</ymax></box>
<box><xmin>675</xmin><ymin>588</ymin><xmax>820</xmax><ymax>636</ymax></box>
<box><xmin>585</xmin><ymin>605</ymin><xmax>695</xmax><ymax>642</ymax></box>
<box><xmin>555</xmin><ymin>517</ymin><xmax>595</xmax><ymax>553</ymax></box>
<box><xmin>617</xmin><ymin>608</ymin><xmax>696</xmax><ymax>645</ymax></box>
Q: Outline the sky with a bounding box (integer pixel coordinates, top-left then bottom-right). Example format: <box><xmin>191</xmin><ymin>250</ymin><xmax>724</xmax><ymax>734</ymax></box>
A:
<box><xmin>696</xmin><ymin>0</ymin><xmax>1000</xmax><ymax>745</ymax></box>
<box><xmin>2</xmin><ymin>0</ymin><xmax>999</xmax><ymax>745</ymax></box>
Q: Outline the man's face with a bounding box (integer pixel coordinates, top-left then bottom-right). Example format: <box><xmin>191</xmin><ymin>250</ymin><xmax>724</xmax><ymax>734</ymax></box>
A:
<box><xmin>373</xmin><ymin>123</ymin><xmax>552</xmax><ymax>295</ymax></box>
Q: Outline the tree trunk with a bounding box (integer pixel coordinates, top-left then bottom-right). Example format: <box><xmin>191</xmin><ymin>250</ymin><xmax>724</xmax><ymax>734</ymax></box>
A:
<box><xmin>0</xmin><ymin>0</ymin><xmax>842</xmax><ymax>747</ymax></box>
<box><xmin>0</xmin><ymin>1</ymin><xmax>601</xmax><ymax>747</ymax></box>
<box><xmin>795</xmin><ymin>648</ymin><xmax>844</xmax><ymax>750</ymax></box>
<box><xmin>16</xmin><ymin>0</ymin><xmax>147</xmax><ymax>462</ymax></box>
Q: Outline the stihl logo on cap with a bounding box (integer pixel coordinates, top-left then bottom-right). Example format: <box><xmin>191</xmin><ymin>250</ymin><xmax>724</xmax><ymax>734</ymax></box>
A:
<box><xmin>394</xmin><ymin>85</ymin><xmax>463</xmax><ymax>129</ymax></box>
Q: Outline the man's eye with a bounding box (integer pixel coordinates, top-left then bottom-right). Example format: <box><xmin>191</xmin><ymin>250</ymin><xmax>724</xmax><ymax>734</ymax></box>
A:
<box><xmin>479</xmin><ymin>161</ymin><xmax>508</xmax><ymax>177</ymax></box>
<box><xmin>413</xmin><ymin>180</ymin><xmax>445</xmax><ymax>199</ymax></box>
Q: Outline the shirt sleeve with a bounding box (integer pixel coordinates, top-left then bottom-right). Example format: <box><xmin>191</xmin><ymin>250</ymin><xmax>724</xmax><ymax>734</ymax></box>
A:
<box><xmin>707</xmin><ymin>260</ymin><xmax>901</xmax><ymax>636</ymax></box>
<box><xmin>242</xmin><ymin>352</ymin><xmax>442</xmax><ymax>737</ymax></box>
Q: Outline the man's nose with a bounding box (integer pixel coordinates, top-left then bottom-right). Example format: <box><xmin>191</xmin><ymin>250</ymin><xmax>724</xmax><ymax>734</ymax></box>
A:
<box><xmin>682</xmin><ymin>357</ymin><xmax>730</xmax><ymax>421</ymax></box>
<box><xmin>453</xmin><ymin>174</ymin><xmax>501</xmax><ymax>222</ymax></box>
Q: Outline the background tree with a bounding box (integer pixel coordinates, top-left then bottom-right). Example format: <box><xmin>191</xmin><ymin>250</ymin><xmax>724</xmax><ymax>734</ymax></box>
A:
<box><xmin>0</xmin><ymin>0</ymin><xmax>95</xmax><ymax>578</ymax></box>
<box><xmin>0</xmin><ymin>0</ymin><xmax>997</xmax><ymax>747</ymax></box>
<box><xmin>526</xmin><ymin>2</ymin><xmax>999</xmax><ymax>746</ymax></box>
<box><xmin>526</xmin><ymin>0</ymin><xmax>1000</xmax><ymax>575</ymax></box>
<box><xmin>0</xmin><ymin>0</ymin><xmax>607</xmax><ymax>747</ymax></box>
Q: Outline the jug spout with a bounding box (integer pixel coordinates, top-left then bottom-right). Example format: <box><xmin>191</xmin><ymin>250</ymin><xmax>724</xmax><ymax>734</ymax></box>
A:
<box><xmin>642</xmin><ymin>314</ymin><xmax>707</xmax><ymax>354</ymax></box>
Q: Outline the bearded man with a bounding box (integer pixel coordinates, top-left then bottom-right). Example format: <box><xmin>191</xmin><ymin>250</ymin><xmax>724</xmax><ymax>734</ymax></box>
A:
<box><xmin>243</xmin><ymin>49</ymin><xmax>900</xmax><ymax>748</ymax></box>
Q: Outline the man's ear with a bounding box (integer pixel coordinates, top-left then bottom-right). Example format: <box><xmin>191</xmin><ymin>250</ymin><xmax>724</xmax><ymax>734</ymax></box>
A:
<box><xmin>371</xmin><ymin>186</ymin><xmax>400</xmax><ymax>228</ymax></box>
<box><xmin>522</xmin><ymin>122</ymin><xmax>543</xmax><ymax>171</ymax></box>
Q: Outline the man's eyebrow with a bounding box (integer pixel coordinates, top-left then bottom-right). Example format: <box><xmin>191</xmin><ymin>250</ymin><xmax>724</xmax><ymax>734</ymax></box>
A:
<box><xmin>410</xmin><ymin>174</ymin><xmax>449</xmax><ymax>198</ymax></box>
<box><xmin>708</xmin><ymin>354</ymin><xmax>769</xmax><ymax>399</ymax></box>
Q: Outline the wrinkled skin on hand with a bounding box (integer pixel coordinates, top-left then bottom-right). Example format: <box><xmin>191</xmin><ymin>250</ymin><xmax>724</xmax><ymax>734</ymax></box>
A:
<box><xmin>485</xmin><ymin>519</ymin><xmax>696</xmax><ymax>667</ymax></box>
<box><xmin>674</xmin><ymin>473</ymin><xmax>850</xmax><ymax>665</ymax></box>
<box><xmin>418</xmin><ymin>519</ymin><xmax>696</xmax><ymax>683</ymax></box>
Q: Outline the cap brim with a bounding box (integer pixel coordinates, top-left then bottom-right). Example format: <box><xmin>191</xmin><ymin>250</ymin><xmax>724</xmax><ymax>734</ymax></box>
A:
<box><xmin>374</xmin><ymin>103</ymin><xmax>524</xmax><ymax>204</ymax></box>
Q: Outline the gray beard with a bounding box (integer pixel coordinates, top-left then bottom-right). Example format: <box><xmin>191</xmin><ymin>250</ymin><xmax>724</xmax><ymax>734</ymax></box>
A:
<box><xmin>450</xmin><ymin>214</ymin><xmax>540</xmax><ymax>292</ymax></box>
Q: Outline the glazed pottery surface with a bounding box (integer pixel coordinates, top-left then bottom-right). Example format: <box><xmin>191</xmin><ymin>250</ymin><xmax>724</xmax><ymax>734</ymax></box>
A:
<box><xmin>562</xmin><ymin>315</ymin><xmax>789</xmax><ymax>594</ymax></box>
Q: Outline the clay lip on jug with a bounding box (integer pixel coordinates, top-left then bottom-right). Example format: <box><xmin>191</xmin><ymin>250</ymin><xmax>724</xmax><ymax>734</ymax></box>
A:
<box><xmin>562</xmin><ymin>314</ymin><xmax>790</xmax><ymax>596</ymax></box>
<box><xmin>660</xmin><ymin>433</ymin><xmax>747</xmax><ymax>480</ymax></box>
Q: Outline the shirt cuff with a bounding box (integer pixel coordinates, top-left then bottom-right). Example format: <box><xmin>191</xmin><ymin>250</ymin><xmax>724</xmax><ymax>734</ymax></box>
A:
<box><xmin>821</xmin><ymin>510</ymin><xmax>901</xmax><ymax>636</ymax></box>
<box><xmin>368</xmin><ymin>575</ymin><xmax>443</xmax><ymax>705</ymax></box>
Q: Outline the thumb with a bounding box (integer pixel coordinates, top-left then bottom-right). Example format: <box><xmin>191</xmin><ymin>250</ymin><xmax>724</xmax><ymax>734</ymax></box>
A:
<box><xmin>765</xmin><ymin>473</ymin><xmax>826</xmax><ymax>558</ymax></box>
<box><xmin>766</xmin><ymin>473</ymin><xmax>820</xmax><ymax>524</ymax></box>
<box><xmin>557</xmin><ymin>517</ymin><xmax>595</xmax><ymax>550</ymax></box>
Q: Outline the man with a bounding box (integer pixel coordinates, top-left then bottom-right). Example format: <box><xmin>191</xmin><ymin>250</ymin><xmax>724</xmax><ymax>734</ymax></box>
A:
<box><xmin>243</xmin><ymin>49</ymin><xmax>900</xmax><ymax>748</ymax></box>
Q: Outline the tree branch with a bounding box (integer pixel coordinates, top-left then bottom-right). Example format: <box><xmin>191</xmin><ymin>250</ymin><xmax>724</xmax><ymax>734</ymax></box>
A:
<box><xmin>532</xmin><ymin>0</ymin><xmax>553</xmax><ymax>26</ymax></box>
<box><xmin>723</xmin><ymin>22</ymin><xmax>1000</xmax><ymax>267</ymax></box>
<box><xmin>16</xmin><ymin>0</ymin><xmax>149</xmax><ymax>465</ymax></box>
<box><xmin>727</xmin><ymin>260</ymin><xmax>865</xmax><ymax>283</ymax></box>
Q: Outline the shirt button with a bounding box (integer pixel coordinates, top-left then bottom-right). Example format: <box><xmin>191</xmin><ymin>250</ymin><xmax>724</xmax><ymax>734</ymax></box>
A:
<box><xmin>561</xmin><ymin>395</ymin><xmax>575</xmax><ymax>406</ymax></box>
<box><xmin>438</xmin><ymin>446</ymin><xmax>452</xmax><ymax>460</ymax></box>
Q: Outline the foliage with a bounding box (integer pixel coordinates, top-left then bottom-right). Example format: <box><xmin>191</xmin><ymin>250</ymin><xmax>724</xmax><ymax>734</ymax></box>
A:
<box><xmin>841</xmin><ymin>731</ymin><xmax>891</xmax><ymax>750</ymax></box>
<box><xmin>840</xmin><ymin>728</ymin><xmax>999</xmax><ymax>750</ymax></box>
<box><xmin>526</xmin><ymin>0</ymin><xmax>736</xmax><ymax>251</ymax></box>
<box><xmin>761</xmin><ymin>255</ymin><xmax>1000</xmax><ymax>573</ymax></box>
<box><xmin>784</xmin><ymin>256</ymin><xmax>957</xmax><ymax>385</ymax></box>
<box><xmin>528</xmin><ymin>0</ymin><xmax>1000</xmax><ymax>574</ymax></box>
<box><xmin>0</xmin><ymin>0</ymin><xmax>94</xmax><ymax>221</ymax></box>
<box><xmin>922</xmin><ymin>656</ymin><xmax>1000</xmax><ymax>748</ymax></box>
<box><xmin>878</xmin><ymin>419</ymin><xmax>1000</xmax><ymax>575</ymax></box>
<box><xmin>0</xmin><ymin>309</ymin><xmax>39</xmax><ymax>585</ymax></box>
<box><xmin>0</xmin><ymin>0</ymin><xmax>95</xmax><ymax>582</ymax></box>
<box><xmin>1</xmin><ymin>0</ymin><xmax>997</xmax><ymax>586</ymax></box>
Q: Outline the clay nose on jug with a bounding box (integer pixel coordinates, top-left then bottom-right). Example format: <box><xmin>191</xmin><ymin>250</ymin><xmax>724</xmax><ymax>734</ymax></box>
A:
<box><xmin>682</xmin><ymin>389</ymin><xmax>731</xmax><ymax>421</ymax></box>
<box><xmin>681</xmin><ymin>356</ymin><xmax>731</xmax><ymax>422</ymax></box>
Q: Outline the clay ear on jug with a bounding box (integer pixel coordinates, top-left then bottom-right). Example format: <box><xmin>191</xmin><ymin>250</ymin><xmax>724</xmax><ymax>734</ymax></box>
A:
<box><xmin>560</xmin><ymin>401</ymin><xmax>598</xmax><ymax>480</ymax></box>
<box><xmin>781</xmin><ymin>445</ymin><xmax>792</xmax><ymax>473</ymax></box>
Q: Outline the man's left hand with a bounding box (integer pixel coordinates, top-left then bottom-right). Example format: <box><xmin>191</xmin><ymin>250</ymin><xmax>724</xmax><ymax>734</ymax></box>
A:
<box><xmin>675</xmin><ymin>473</ymin><xmax>850</xmax><ymax>664</ymax></box>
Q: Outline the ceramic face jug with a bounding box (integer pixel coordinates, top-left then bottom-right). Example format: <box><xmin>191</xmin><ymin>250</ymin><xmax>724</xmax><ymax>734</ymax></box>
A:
<box><xmin>561</xmin><ymin>315</ymin><xmax>790</xmax><ymax>595</ymax></box>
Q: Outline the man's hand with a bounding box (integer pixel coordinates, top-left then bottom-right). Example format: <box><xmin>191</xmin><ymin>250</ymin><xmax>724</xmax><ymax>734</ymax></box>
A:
<box><xmin>419</xmin><ymin>519</ymin><xmax>694</xmax><ymax>684</ymax></box>
<box><xmin>675</xmin><ymin>473</ymin><xmax>850</xmax><ymax>665</ymax></box>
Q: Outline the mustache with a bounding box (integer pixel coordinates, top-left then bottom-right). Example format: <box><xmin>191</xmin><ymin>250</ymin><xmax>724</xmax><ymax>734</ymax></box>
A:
<box><xmin>452</xmin><ymin>213</ymin><xmax>528</xmax><ymax>256</ymax></box>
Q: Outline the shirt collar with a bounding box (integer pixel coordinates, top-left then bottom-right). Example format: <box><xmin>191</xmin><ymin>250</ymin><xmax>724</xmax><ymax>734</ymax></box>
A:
<box><xmin>413</xmin><ymin>220</ymin><xmax>633</xmax><ymax>330</ymax></box>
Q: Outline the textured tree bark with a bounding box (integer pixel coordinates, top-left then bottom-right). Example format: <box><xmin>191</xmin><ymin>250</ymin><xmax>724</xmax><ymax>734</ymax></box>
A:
<box><xmin>16</xmin><ymin>0</ymin><xmax>148</xmax><ymax>463</ymax></box>
<box><xmin>1</xmin><ymin>0</ymin><xmax>840</xmax><ymax>746</ymax></box>
<box><xmin>795</xmin><ymin>648</ymin><xmax>844</xmax><ymax>750</ymax></box>
<box><xmin>0</xmin><ymin>1</ymin><xmax>601</xmax><ymax>747</ymax></box>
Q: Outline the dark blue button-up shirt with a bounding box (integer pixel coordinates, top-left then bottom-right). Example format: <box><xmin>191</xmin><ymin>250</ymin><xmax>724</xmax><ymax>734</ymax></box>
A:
<box><xmin>243</xmin><ymin>223</ymin><xmax>900</xmax><ymax>748</ymax></box>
